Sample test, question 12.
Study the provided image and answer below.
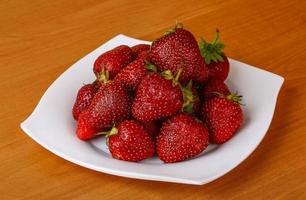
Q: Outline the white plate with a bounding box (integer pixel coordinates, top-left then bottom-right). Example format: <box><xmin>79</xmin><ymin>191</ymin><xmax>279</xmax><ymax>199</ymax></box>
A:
<box><xmin>20</xmin><ymin>35</ymin><xmax>284</xmax><ymax>185</ymax></box>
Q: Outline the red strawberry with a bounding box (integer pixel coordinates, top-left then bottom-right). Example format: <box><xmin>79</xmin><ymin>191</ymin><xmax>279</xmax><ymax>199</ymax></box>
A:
<box><xmin>141</xmin><ymin>121</ymin><xmax>160</xmax><ymax>139</ymax></box>
<box><xmin>150</xmin><ymin>24</ymin><xmax>208</xmax><ymax>83</ymax></box>
<box><xmin>132</xmin><ymin>73</ymin><xmax>183</xmax><ymax>121</ymax></box>
<box><xmin>157</xmin><ymin>114</ymin><xmax>209</xmax><ymax>163</ymax></box>
<box><xmin>131</xmin><ymin>44</ymin><xmax>150</xmax><ymax>57</ymax></box>
<box><xmin>114</xmin><ymin>59</ymin><xmax>154</xmax><ymax>89</ymax></box>
<box><xmin>108</xmin><ymin>120</ymin><xmax>155</xmax><ymax>161</ymax></box>
<box><xmin>137</xmin><ymin>50</ymin><xmax>151</xmax><ymax>62</ymax></box>
<box><xmin>72</xmin><ymin>81</ymin><xmax>100</xmax><ymax>120</ymax></box>
<box><xmin>76</xmin><ymin>111</ymin><xmax>100</xmax><ymax>140</ymax></box>
<box><xmin>192</xmin><ymin>63</ymin><xmax>209</xmax><ymax>84</ymax></box>
<box><xmin>202</xmin><ymin>93</ymin><xmax>243</xmax><ymax>144</ymax></box>
<box><xmin>199</xmin><ymin>30</ymin><xmax>229</xmax><ymax>81</ymax></box>
<box><xmin>201</xmin><ymin>79</ymin><xmax>230</xmax><ymax>99</ymax></box>
<box><xmin>76</xmin><ymin>81</ymin><xmax>131</xmax><ymax>140</ymax></box>
<box><xmin>93</xmin><ymin>45</ymin><xmax>133</xmax><ymax>79</ymax></box>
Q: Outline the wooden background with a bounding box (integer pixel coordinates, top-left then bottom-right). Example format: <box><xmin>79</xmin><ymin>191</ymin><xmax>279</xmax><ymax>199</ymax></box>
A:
<box><xmin>1</xmin><ymin>0</ymin><xmax>306</xmax><ymax>199</ymax></box>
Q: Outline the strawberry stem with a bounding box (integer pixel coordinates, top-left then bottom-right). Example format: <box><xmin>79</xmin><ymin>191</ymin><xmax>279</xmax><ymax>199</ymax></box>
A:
<box><xmin>96</xmin><ymin>126</ymin><xmax>118</xmax><ymax>136</ymax></box>
<box><xmin>96</xmin><ymin>70</ymin><xmax>109</xmax><ymax>84</ymax></box>
<box><xmin>175</xmin><ymin>21</ymin><xmax>183</xmax><ymax>29</ymax></box>
<box><xmin>160</xmin><ymin>68</ymin><xmax>182</xmax><ymax>86</ymax></box>
<box><xmin>96</xmin><ymin>131</ymin><xmax>108</xmax><ymax>136</ymax></box>
<box><xmin>173</xmin><ymin>68</ymin><xmax>183</xmax><ymax>86</ymax></box>
<box><xmin>108</xmin><ymin>127</ymin><xmax>118</xmax><ymax>136</ymax></box>
<box><xmin>212</xmin><ymin>29</ymin><xmax>220</xmax><ymax>45</ymax></box>
<box><xmin>104</xmin><ymin>126</ymin><xmax>118</xmax><ymax>147</ymax></box>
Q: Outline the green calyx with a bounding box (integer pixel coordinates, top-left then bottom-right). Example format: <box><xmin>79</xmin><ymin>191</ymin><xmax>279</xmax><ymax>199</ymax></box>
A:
<box><xmin>199</xmin><ymin>29</ymin><xmax>225</xmax><ymax>64</ymax></box>
<box><xmin>226</xmin><ymin>92</ymin><xmax>244</xmax><ymax>105</ymax></box>
<box><xmin>164</xmin><ymin>21</ymin><xmax>184</xmax><ymax>36</ymax></box>
<box><xmin>96</xmin><ymin>126</ymin><xmax>118</xmax><ymax>146</ymax></box>
<box><xmin>181</xmin><ymin>80</ymin><xmax>198</xmax><ymax>114</ymax></box>
<box><xmin>161</xmin><ymin>68</ymin><xmax>182</xmax><ymax>86</ymax></box>
<box><xmin>96</xmin><ymin>69</ymin><xmax>109</xmax><ymax>84</ymax></box>
<box><xmin>145</xmin><ymin>62</ymin><xmax>157</xmax><ymax>72</ymax></box>
<box><xmin>214</xmin><ymin>92</ymin><xmax>244</xmax><ymax>105</ymax></box>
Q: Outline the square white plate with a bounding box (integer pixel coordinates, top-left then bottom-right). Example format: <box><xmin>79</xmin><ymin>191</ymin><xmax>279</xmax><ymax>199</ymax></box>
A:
<box><xmin>20</xmin><ymin>35</ymin><xmax>284</xmax><ymax>185</ymax></box>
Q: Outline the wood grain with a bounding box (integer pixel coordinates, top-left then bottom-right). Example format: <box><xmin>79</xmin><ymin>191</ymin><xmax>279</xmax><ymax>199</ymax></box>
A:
<box><xmin>1</xmin><ymin>0</ymin><xmax>306</xmax><ymax>199</ymax></box>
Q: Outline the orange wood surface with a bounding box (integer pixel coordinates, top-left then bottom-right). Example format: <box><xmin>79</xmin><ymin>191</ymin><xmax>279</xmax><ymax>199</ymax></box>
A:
<box><xmin>1</xmin><ymin>0</ymin><xmax>306</xmax><ymax>199</ymax></box>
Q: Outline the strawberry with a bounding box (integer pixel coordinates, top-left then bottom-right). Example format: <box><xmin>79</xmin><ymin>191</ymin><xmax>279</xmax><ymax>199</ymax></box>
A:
<box><xmin>201</xmin><ymin>79</ymin><xmax>230</xmax><ymax>99</ymax></box>
<box><xmin>76</xmin><ymin>81</ymin><xmax>131</xmax><ymax>140</ymax></box>
<box><xmin>93</xmin><ymin>45</ymin><xmax>133</xmax><ymax>80</ymax></box>
<box><xmin>192</xmin><ymin>62</ymin><xmax>209</xmax><ymax>84</ymax></box>
<box><xmin>156</xmin><ymin>114</ymin><xmax>209</xmax><ymax>163</ymax></box>
<box><xmin>141</xmin><ymin>121</ymin><xmax>160</xmax><ymax>139</ymax></box>
<box><xmin>76</xmin><ymin>111</ymin><xmax>100</xmax><ymax>140</ymax></box>
<box><xmin>150</xmin><ymin>23</ymin><xmax>208</xmax><ymax>83</ymax></box>
<box><xmin>207</xmin><ymin>55</ymin><xmax>229</xmax><ymax>81</ymax></box>
<box><xmin>202</xmin><ymin>93</ymin><xmax>243</xmax><ymax>144</ymax></box>
<box><xmin>108</xmin><ymin>120</ymin><xmax>155</xmax><ymax>161</ymax></box>
<box><xmin>114</xmin><ymin>59</ymin><xmax>156</xmax><ymax>89</ymax></box>
<box><xmin>131</xmin><ymin>44</ymin><xmax>150</xmax><ymax>57</ymax></box>
<box><xmin>137</xmin><ymin>50</ymin><xmax>151</xmax><ymax>62</ymax></box>
<box><xmin>72</xmin><ymin>81</ymin><xmax>100</xmax><ymax>120</ymax></box>
<box><xmin>199</xmin><ymin>30</ymin><xmax>229</xmax><ymax>81</ymax></box>
<box><xmin>132</xmin><ymin>72</ymin><xmax>183</xmax><ymax>121</ymax></box>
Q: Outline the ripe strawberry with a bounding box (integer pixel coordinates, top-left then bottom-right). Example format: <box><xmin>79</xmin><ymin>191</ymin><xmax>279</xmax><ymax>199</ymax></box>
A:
<box><xmin>141</xmin><ymin>121</ymin><xmax>160</xmax><ymax>139</ymax></box>
<box><xmin>156</xmin><ymin>114</ymin><xmax>209</xmax><ymax>163</ymax></box>
<box><xmin>131</xmin><ymin>44</ymin><xmax>150</xmax><ymax>57</ymax></box>
<box><xmin>192</xmin><ymin>62</ymin><xmax>209</xmax><ymax>84</ymax></box>
<box><xmin>132</xmin><ymin>73</ymin><xmax>183</xmax><ymax>121</ymax></box>
<box><xmin>114</xmin><ymin>59</ymin><xmax>154</xmax><ymax>89</ymax></box>
<box><xmin>150</xmin><ymin>23</ymin><xmax>208</xmax><ymax>83</ymax></box>
<box><xmin>199</xmin><ymin>30</ymin><xmax>229</xmax><ymax>81</ymax></box>
<box><xmin>76</xmin><ymin>111</ymin><xmax>100</xmax><ymax>140</ymax></box>
<box><xmin>108</xmin><ymin>120</ymin><xmax>155</xmax><ymax>161</ymax></box>
<box><xmin>202</xmin><ymin>93</ymin><xmax>243</xmax><ymax>144</ymax></box>
<box><xmin>76</xmin><ymin>81</ymin><xmax>131</xmax><ymax>140</ymax></box>
<box><xmin>137</xmin><ymin>50</ymin><xmax>151</xmax><ymax>62</ymax></box>
<box><xmin>201</xmin><ymin>79</ymin><xmax>230</xmax><ymax>99</ymax></box>
<box><xmin>93</xmin><ymin>45</ymin><xmax>133</xmax><ymax>79</ymax></box>
<box><xmin>206</xmin><ymin>55</ymin><xmax>229</xmax><ymax>81</ymax></box>
<box><xmin>72</xmin><ymin>81</ymin><xmax>100</xmax><ymax>120</ymax></box>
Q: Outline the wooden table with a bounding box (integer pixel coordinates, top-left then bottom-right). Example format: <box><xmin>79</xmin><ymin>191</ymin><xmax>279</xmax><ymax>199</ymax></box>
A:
<box><xmin>1</xmin><ymin>0</ymin><xmax>306</xmax><ymax>199</ymax></box>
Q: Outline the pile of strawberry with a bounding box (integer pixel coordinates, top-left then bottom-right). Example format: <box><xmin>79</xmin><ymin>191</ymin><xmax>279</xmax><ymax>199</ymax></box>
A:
<box><xmin>72</xmin><ymin>23</ymin><xmax>243</xmax><ymax>163</ymax></box>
